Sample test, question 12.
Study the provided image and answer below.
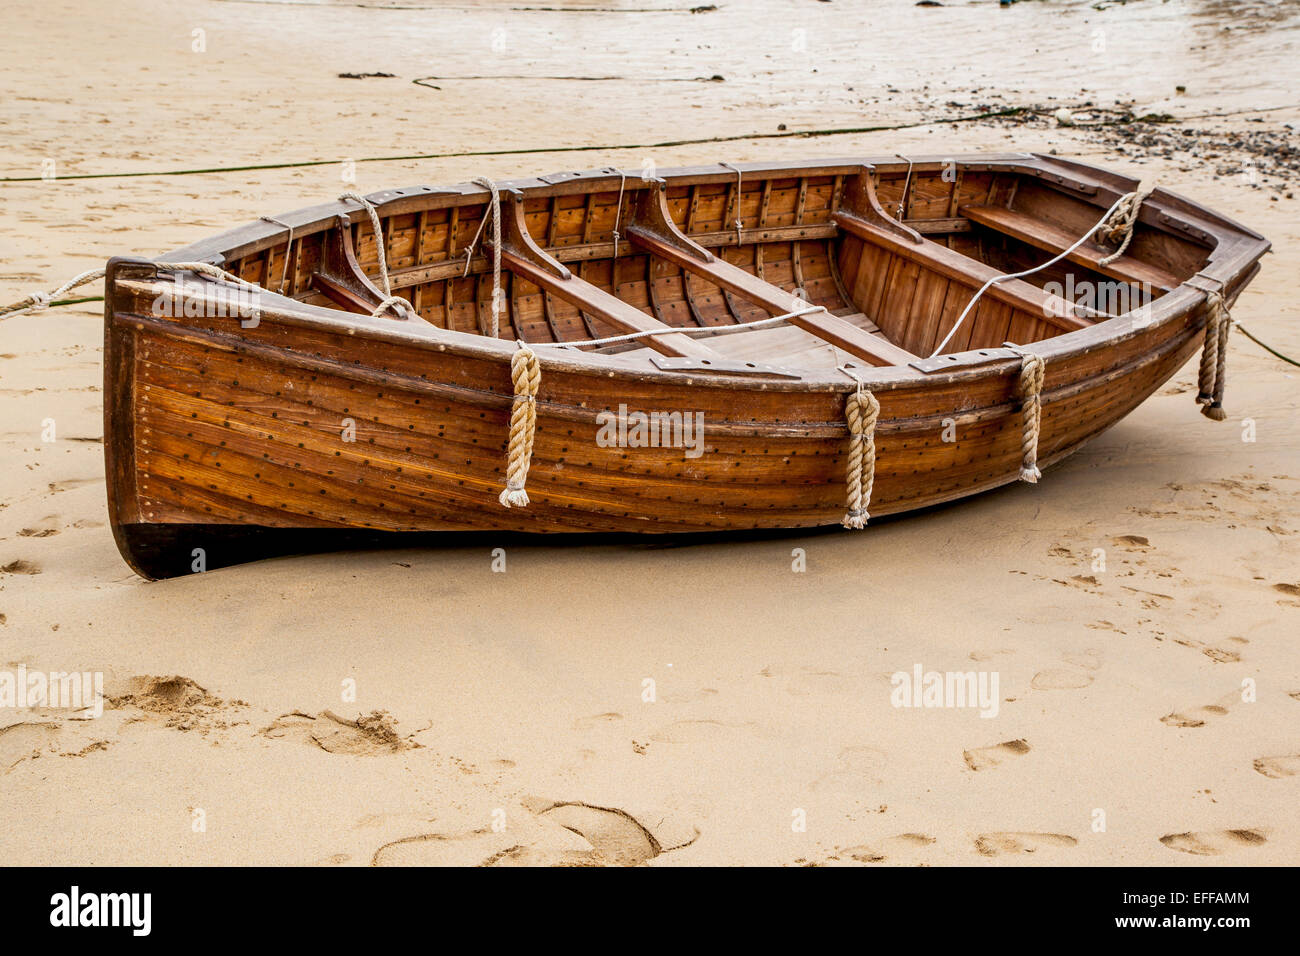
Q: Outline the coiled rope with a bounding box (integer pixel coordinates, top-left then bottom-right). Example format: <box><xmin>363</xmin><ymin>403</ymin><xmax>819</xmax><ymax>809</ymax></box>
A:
<box><xmin>1095</xmin><ymin>190</ymin><xmax>1148</xmax><ymax>268</ymax></box>
<box><xmin>338</xmin><ymin>192</ymin><xmax>415</xmax><ymax>319</ymax></box>
<box><xmin>499</xmin><ymin>341</ymin><xmax>541</xmax><ymax>508</ymax></box>
<box><xmin>841</xmin><ymin>382</ymin><xmax>881</xmax><ymax>530</ymax></box>
<box><xmin>1196</xmin><ymin>290</ymin><xmax>1232</xmax><ymax>421</ymax></box>
<box><xmin>1007</xmin><ymin>345</ymin><xmax>1046</xmax><ymax>482</ymax></box>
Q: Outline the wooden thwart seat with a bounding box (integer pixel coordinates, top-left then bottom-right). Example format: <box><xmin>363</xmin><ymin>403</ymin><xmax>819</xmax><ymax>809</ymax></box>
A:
<box><xmin>488</xmin><ymin>189</ymin><xmax>720</xmax><ymax>360</ymax></box>
<box><xmin>624</xmin><ymin>183</ymin><xmax>920</xmax><ymax>368</ymax></box>
<box><xmin>833</xmin><ymin>209</ymin><xmax>1095</xmax><ymax>332</ymax></box>
<box><xmin>959</xmin><ymin>203</ymin><xmax>1179</xmax><ymax>292</ymax></box>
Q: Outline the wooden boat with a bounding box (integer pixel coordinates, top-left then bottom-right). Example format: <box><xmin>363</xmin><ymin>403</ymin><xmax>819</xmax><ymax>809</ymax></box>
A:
<box><xmin>103</xmin><ymin>153</ymin><xmax>1268</xmax><ymax>578</ymax></box>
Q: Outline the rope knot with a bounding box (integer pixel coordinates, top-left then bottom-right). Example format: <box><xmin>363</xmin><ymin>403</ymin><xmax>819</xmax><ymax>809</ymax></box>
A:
<box><xmin>1095</xmin><ymin>189</ymin><xmax>1147</xmax><ymax>268</ymax></box>
<box><xmin>499</xmin><ymin>342</ymin><xmax>541</xmax><ymax>508</ymax></box>
<box><xmin>370</xmin><ymin>294</ymin><xmax>415</xmax><ymax>319</ymax></box>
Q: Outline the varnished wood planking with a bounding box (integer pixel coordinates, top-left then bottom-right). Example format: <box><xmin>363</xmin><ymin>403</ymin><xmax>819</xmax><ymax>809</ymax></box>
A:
<box><xmin>108</xmin><ymin>154</ymin><xmax>1269</xmax><ymax>575</ymax></box>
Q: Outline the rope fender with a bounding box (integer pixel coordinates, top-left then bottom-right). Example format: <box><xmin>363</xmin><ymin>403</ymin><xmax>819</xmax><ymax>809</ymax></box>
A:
<box><xmin>841</xmin><ymin>385</ymin><xmax>881</xmax><ymax>530</ymax></box>
<box><xmin>499</xmin><ymin>342</ymin><xmax>541</xmax><ymax>508</ymax></box>
<box><xmin>1006</xmin><ymin>345</ymin><xmax>1046</xmax><ymax>483</ymax></box>
<box><xmin>1197</xmin><ymin>291</ymin><xmax>1231</xmax><ymax>421</ymax></box>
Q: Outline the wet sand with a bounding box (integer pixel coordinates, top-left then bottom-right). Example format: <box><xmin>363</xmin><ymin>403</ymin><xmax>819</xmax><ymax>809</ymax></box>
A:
<box><xmin>1</xmin><ymin>0</ymin><xmax>1298</xmax><ymax>865</ymax></box>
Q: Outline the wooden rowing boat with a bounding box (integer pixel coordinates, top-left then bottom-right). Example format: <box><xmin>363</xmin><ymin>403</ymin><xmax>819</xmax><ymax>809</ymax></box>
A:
<box><xmin>103</xmin><ymin>153</ymin><xmax>1268</xmax><ymax>578</ymax></box>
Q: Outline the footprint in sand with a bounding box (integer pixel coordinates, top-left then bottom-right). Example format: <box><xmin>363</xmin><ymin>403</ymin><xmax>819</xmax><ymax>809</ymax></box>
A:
<box><xmin>963</xmin><ymin>738</ymin><xmax>1030</xmax><ymax>771</ymax></box>
<box><xmin>1273</xmin><ymin>583</ymin><xmax>1300</xmax><ymax>608</ymax></box>
<box><xmin>1031</xmin><ymin>647</ymin><xmax>1101</xmax><ymax>690</ymax></box>
<box><xmin>838</xmin><ymin>833</ymin><xmax>936</xmax><ymax>864</ymax></box>
<box><xmin>537</xmin><ymin>803</ymin><xmax>664</xmax><ymax>865</ymax></box>
<box><xmin>1161</xmin><ymin>705</ymin><xmax>1229</xmax><ymax>728</ymax></box>
<box><xmin>372</xmin><ymin>828</ymin><xmax>540</xmax><ymax>867</ymax></box>
<box><xmin>1159</xmin><ymin>829</ymin><xmax>1268</xmax><ymax>856</ymax></box>
<box><xmin>1112</xmin><ymin>534</ymin><xmax>1152</xmax><ymax>550</ymax></box>
<box><xmin>0</xmin><ymin>721</ymin><xmax>60</xmax><ymax>772</ymax></box>
<box><xmin>1032</xmin><ymin>668</ymin><xmax>1094</xmax><ymax>690</ymax></box>
<box><xmin>1056</xmin><ymin>574</ymin><xmax>1102</xmax><ymax>590</ymax></box>
<box><xmin>647</xmin><ymin>717</ymin><xmax>768</xmax><ymax>750</ymax></box>
<box><xmin>0</xmin><ymin>559</ymin><xmax>41</xmax><ymax>575</ymax></box>
<box><xmin>572</xmin><ymin>712</ymin><xmax>623</xmax><ymax>731</ymax></box>
<box><xmin>1160</xmin><ymin>690</ymin><xmax>1241</xmax><ymax>729</ymax></box>
<box><xmin>0</xmin><ymin>719</ymin><xmax>110</xmax><ymax>771</ymax></box>
<box><xmin>372</xmin><ymin>800</ymin><xmax>695</xmax><ymax>867</ymax></box>
<box><xmin>108</xmin><ymin>675</ymin><xmax>246</xmax><ymax>734</ymax></box>
<box><xmin>47</xmin><ymin>478</ymin><xmax>100</xmax><ymax>494</ymax></box>
<box><xmin>260</xmin><ymin>710</ymin><xmax>417</xmax><ymax>755</ymax></box>
<box><xmin>1253</xmin><ymin>754</ymin><xmax>1300</xmax><ymax>779</ymax></box>
<box><xmin>974</xmin><ymin>832</ymin><xmax>1077</xmax><ymax>857</ymax></box>
<box><xmin>1173</xmin><ymin>636</ymin><xmax>1247</xmax><ymax>663</ymax></box>
<box><xmin>17</xmin><ymin>516</ymin><xmax>61</xmax><ymax>538</ymax></box>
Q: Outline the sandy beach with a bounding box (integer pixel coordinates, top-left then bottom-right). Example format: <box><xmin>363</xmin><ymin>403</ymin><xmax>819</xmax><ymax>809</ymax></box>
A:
<box><xmin>1</xmin><ymin>0</ymin><xmax>1297</xmax><ymax>866</ymax></box>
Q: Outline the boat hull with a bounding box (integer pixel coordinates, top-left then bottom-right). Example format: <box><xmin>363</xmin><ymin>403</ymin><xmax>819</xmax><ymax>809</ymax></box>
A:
<box><xmin>102</xmin><ymin>154</ymin><xmax>1268</xmax><ymax>578</ymax></box>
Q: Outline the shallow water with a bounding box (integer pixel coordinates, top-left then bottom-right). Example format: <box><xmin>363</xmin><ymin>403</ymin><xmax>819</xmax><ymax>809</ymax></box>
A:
<box><xmin>211</xmin><ymin>0</ymin><xmax>1300</xmax><ymax>119</ymax></box>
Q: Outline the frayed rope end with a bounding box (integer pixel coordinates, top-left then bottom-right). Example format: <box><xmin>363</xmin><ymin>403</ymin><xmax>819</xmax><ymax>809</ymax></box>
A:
<box><xmin>841</xmin><ymin>509</ymin><xmax>869</xmax><ymax>530</ymax></box>
<box><xmin>1019</xmin><ymin>466</ymin><xmax>1042</xmax><ymax>484</ymax></box>
<box><xmin>1201</xmin><ymin>403</ymin><xmax>1227</xmax><ymax>422</ymax></box>
<box><xmin>498</xmin><ymin>485</ymin><xmax>530</xmax><ymax>509</ymax></box>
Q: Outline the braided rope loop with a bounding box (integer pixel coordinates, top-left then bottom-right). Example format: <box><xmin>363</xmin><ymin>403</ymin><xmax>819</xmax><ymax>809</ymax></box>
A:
<box><xmin>370</xmin><ymin>294</ymin><xmax>416</xmax><ymax>319</ymax></box>
<box><xmin>841</xmin><ymin>387</ymin><xmax>881</xmax><ymax>530</ymax></box>
<box><xmin>499</xmin><ymin>343</ymin><xmax>541</xmax><ymax>508</ymax></box>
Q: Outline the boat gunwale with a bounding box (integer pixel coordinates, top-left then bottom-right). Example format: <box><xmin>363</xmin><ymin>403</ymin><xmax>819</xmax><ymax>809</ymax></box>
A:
<box><xmin>138</xmin><ymin>152</ymin><xmax>1269</xmax><ymax>394</ymax></box>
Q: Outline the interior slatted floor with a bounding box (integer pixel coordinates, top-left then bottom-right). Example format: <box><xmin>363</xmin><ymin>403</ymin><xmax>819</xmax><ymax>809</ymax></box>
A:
<box><xmin>224</xmin><ymin>164</ymin><xmax>1202</xmax><ymax>376</ymax></box>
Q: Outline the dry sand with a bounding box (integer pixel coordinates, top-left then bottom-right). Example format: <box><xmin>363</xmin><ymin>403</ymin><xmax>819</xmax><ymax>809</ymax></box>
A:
<box><xmin>1</xmin><ymin>0</ymin><xmax>1297</xmax><ymax>866</ymax></box>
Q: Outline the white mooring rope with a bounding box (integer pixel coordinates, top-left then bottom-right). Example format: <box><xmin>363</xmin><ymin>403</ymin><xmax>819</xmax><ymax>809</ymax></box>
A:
<box><xmin>338</xmin><ymin>192</ymin><xmax>415</xmax><ymax>319</ymax></box>
<box><xmin>928</xmin><ymin>190</ymin><xmax>1142</xmax><ymax>358</ymax></box>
